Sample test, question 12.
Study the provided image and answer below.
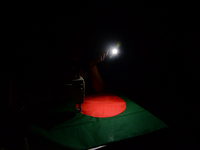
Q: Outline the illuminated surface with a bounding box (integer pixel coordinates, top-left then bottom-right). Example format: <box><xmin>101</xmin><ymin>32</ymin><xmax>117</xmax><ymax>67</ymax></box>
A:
<box><xmin>76</xmin><ymin>93</ymin><xmax>126</xmax><ymax>118</ymax></box>
<box><xmin>29</xmin><ymin>92</ymin><xmax>168</xmax><ymax>150</ymax></box>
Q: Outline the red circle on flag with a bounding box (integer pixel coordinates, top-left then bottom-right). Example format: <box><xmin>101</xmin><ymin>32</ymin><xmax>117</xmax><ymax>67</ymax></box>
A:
<box><xmin>76</xmin><ymin>93</ymin><xmax>126</xmax><ymax>118</ymax></box>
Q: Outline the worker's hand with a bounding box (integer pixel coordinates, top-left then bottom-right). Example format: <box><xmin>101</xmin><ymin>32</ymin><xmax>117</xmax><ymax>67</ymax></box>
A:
<box><xmin>89</xmin><ymin>51</ymin><xmax>108</xmax><ymax>68</ymax></box>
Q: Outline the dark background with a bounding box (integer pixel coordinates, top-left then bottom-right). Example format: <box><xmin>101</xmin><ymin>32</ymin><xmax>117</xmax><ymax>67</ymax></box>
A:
<box><xmin>1</xmin><ymin>1</ymin><xmax>200</xmax><ymax>148</ymax></box>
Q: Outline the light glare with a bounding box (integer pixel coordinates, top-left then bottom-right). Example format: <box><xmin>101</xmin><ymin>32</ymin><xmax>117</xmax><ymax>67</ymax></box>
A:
<box><xmin>112</xmin><ymin>48</ymin><xmax>118</xmax><ymax>54</ymax></box>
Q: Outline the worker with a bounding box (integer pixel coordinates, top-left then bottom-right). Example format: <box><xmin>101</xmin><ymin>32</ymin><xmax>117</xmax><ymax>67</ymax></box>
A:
<box><xmin>59</xmin><ymin>33</ymin><xmax>108</xmax><ymax>95</ymax></box>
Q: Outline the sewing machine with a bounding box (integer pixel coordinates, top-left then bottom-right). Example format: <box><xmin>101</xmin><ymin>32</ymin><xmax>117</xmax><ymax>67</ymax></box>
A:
<box><xmin>28</xmin><ymin>75</ymin><xmax>85</xmax><ymax>114</ymax></box>
<box><xmin>66</xmin><ymin>75</ymin><xmax>85</xmax><ymax>112</ymax></box>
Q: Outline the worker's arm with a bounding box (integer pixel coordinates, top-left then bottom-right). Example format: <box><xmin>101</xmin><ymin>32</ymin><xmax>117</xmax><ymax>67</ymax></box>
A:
<box><xmin>89</xmin><ymin>64</ymin><xmax>104</xmax><ymax>94</ymax></box>
<box><xmin>89</xmin><ymin>52</ymin><xmax>108</xmax><ymax>94</ymax></box>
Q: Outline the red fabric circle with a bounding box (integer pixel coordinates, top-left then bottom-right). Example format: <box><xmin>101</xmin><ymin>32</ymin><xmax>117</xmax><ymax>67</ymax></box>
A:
<box><xmin>76</xmin><ymin>93</ymin><xmax>126</xmax><ymax>118</ymax></box>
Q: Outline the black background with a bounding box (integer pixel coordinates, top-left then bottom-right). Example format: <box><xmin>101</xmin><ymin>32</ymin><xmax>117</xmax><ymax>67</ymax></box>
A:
<box><xmin>1</xmin><ymin>1</ymin><xmax>200</xmax><ymax>148</ymax></box>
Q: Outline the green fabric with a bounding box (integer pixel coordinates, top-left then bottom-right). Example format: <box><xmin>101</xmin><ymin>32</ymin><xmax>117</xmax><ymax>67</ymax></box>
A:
<box><xmin>29</xmin><ymin>92</ymin><xmax>168</xmax><ymax>150</ymax></box>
